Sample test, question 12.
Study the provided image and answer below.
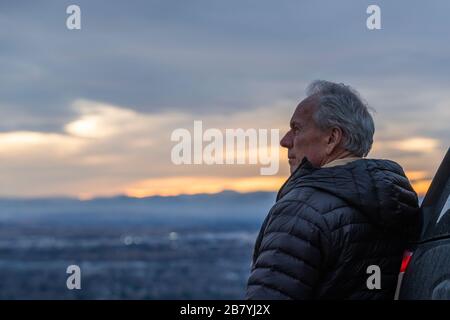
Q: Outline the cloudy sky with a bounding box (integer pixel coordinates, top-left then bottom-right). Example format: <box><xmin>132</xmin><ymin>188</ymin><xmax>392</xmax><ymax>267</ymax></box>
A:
<box><xmin>0</xmin><ymin>0</ymin><xmax>448</xmax><ymax>198</ymax></box>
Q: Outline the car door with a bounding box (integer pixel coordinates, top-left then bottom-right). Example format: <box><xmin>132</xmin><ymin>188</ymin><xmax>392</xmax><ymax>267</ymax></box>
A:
<box><xmin>398</xmin><ymin>147</ymin><xmax>450</xmax><ymax>299</ymax></box>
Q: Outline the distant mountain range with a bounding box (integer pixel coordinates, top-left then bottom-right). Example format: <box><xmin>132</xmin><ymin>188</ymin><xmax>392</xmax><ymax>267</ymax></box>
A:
<box><xmin>0</xmin><ymin>190</ymin><xmax>426</xmax><ymax>228</ymax></box>
<box><xmin>0</xmin><ymin>191</ymin><xmax>277</xmax><ymax>227</ymax></box>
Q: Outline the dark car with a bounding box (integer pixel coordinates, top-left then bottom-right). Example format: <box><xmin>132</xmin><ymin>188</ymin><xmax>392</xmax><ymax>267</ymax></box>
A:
<box><xmin>397</xmin><ymin>147</ymin><xmax>450</xmax><ymax>300</ymax></box>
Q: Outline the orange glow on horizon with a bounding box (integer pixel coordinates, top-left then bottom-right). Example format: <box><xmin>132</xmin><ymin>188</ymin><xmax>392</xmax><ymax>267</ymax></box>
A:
<box><xmin>405</xmin><ymin>171</ymin><xmax>432</xmax><ymax>197</ymax></box>
<box><xmin>410</xmin><ymin>180</ymin><xmax>432</xmax><ymax>197</ymax></box>
<box><xmin>125</xmin><ymin>171</ymin><xmax>431</xmax><ymax>199</ymax></box>
<box><xmin>125</xmin><ymin>176</ymin><xmax>287</xmax><ymax>198</ymax></box>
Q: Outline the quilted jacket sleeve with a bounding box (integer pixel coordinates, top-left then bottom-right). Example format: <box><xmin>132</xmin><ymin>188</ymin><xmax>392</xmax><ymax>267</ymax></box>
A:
<box><xmin>246</xmin><ymin>200</ymin><xmax>331</xmax><ymax>300</ymax></box>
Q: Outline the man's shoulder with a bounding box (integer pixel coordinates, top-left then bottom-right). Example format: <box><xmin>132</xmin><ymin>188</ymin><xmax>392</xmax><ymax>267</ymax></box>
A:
<box><xmin>277</xmin><ymin>185</ymin><xmax>351</xmax><ymax>214</ymax></box>
<box><xmin>272</xmin><ymin>186</ymin><xmax>364</xmax><ymax>235</ymax></box>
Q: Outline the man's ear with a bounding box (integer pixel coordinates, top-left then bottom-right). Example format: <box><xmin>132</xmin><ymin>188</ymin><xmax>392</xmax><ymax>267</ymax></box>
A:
<box><xmin>326</xmin><ymin>127</ymin><xmax>343</xmax><ymax>155</ymax></box>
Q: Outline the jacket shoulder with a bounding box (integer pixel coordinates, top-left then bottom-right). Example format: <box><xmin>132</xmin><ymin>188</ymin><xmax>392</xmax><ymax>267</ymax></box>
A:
<box><xmin>281</xmin><ymin>185</ymin><xmax>353</xmax><ymax>216</ymax></box>
<box><xmin>279</xmin><ymin>186</ymin><xmax>370</xmax><ymax>237</ymax></box>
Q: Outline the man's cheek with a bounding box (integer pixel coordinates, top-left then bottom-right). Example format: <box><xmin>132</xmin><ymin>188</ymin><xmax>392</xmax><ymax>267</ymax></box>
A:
<box><xmin>292</xmin><ymin>139</ymin><xmax>303</xmax><ymax>155</ymax></box>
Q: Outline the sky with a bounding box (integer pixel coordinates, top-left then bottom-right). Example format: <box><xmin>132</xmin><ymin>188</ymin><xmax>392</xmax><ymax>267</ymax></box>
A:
<box><xmin>0</xmin><ymin>0</ymin><xmax>449</xmax><ymax>198</ymax></box>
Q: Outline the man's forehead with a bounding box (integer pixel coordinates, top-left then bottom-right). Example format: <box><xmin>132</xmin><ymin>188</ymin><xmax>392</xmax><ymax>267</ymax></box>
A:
<box><xmin>291</xmin><ymin>96</ymin><xmax>317</xmax><ymax>123</ymax></box>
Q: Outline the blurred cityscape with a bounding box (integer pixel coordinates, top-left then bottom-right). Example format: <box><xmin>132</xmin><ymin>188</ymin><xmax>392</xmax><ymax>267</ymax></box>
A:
<box><xmin>0</xmin><ymin>191</ymin><xmax>274</xmax><ymax>299</ymax></box>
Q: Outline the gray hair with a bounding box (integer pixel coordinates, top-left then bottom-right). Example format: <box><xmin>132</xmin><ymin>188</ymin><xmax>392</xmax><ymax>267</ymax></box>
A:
<box><xmin>306</xmin><ymin>80</ymin><xmax>375</xmax><ymax>157</ymax></box>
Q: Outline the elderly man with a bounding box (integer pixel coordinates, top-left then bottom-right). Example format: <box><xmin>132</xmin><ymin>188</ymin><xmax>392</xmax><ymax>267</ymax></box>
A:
<box><xmin>246</xmin><ymin>80</ymin><xmax>421</xmax><ymax>300</ymax></box>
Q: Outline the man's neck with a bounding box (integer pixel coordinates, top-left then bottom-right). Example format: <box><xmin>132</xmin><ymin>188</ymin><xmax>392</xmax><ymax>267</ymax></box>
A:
<box><xmin>320</xmin><ymin>150</ymin><xmax>359</xmax><ymax>167</ymax></box>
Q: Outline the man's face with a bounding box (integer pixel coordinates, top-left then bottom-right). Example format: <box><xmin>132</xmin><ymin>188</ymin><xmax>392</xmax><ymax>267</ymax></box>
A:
<box><xmin>280</xmin><ymin>96</ymin><xmax>329</xmax><ymax>173</ymax></box>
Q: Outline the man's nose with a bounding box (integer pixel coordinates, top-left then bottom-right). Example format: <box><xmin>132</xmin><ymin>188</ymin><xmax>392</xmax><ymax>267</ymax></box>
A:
<box><xmin>280</xmin><ymin>131</ymin><xmax>292</xmax><ymax>149</ymax></box>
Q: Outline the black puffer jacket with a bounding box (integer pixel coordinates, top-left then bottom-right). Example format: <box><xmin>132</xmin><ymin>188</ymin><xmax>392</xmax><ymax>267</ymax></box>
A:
<box><xmin>246</xmin><ymin>157</ymin><xmax>421</xmax><ymax>300</ymax></box>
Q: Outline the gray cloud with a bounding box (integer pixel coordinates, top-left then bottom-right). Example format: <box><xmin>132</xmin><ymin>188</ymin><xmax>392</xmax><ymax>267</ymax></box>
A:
<box><xmin>1</xmin><ymin>0</ymin><xmax>450</xmax><ymax>132</ymax></box>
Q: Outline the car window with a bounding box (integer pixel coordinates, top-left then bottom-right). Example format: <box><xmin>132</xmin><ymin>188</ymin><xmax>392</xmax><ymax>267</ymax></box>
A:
<box><xmin>436</xmin><ymin>194</ymin><xmax>450</xmax><ymax>224</ymax></box>
<box><xmin>421</xmin><ymin>148</ymin><xmax>450</xmax><ymax>240</ymax></box>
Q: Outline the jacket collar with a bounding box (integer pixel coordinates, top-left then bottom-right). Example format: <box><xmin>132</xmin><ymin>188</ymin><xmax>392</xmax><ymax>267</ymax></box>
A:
<box><xmin>276</xmin><ymin>156</ymin><xmax>318</xmax><ymax>201</ymax></box>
